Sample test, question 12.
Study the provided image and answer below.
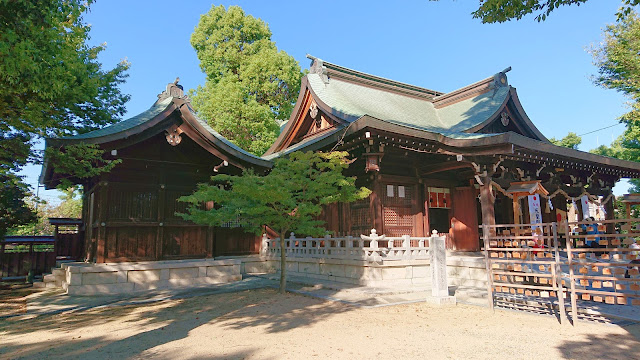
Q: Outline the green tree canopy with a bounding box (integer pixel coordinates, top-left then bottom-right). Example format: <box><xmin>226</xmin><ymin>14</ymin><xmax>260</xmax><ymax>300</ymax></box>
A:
<box><xmin>589</xmin><ymin>11</ymin><xmax>640</xmax><ymax>193</ymax></box>
<box><xmin>0</xmin><ymin>0</ymin><xmax>129</xmax><ymax>234</ymax></box>
<box><xmin>549</xmin><ymin>132</ymin><xmax>582</xmax><ymax>149</ymax></box>
<box><xmin>189</xmin><ymin>5</ymin><xmax>303</xmax><ymax>155</ymax></box>
<box><xmin>466</xmin><ymin>0</ymin><xmax>639</xmax><ymax>23</ymax></box>
<box><xmin>9</xmin><ymin>187</ymin><xmax>82</xmax><ymax>236</ymax></box>
<box><xmin>179</xmin><ymin>151</ymin><xmax>371</xmax><ymax>293</ymax></box>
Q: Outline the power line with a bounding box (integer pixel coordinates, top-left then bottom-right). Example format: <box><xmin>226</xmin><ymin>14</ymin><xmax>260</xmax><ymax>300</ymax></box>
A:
<box><xmin>578</xmin><ymin>122</ymin><xmax>622</xmax><ymax>136</ymax></box>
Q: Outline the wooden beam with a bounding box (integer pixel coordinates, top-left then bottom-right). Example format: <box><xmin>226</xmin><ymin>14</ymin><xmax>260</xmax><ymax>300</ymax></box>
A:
<box><xmin>479</xmin><ymin>175</ymin><xmax>496</xmax><ymax>236</ymax></box>
<box><xmin>420</xmin><ymin>162</ymin><xmax>474</xmax><ymax>176</ymax></box>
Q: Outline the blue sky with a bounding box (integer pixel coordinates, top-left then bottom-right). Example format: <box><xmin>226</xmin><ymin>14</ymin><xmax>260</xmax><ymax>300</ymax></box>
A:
<box><xmin>23</xmin><ymin>0</ymin><xmax>634</xmax><ymax>203</ymax></box>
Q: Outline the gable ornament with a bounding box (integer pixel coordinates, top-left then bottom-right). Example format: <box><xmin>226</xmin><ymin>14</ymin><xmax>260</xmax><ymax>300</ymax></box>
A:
<box><xmin>500</xmin><ymin>112</ymin><xmax>510</xmax><ymax>126</ymax></box>
<box><xmin>165</xmin><ymin>124</ymin><xmax>183</xmax><ymax>146</ymax></box>
<box><xmin>309</xmin><ymin>101</ymin><xmax>318</xmax><ymax>119</ymax></box>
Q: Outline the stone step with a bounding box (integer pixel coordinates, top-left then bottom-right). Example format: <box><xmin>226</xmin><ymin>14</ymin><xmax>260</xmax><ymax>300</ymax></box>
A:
<box><xmin>52</xmin><ymin>268</ymin><xmax>65</xmax><ymax>277</ymax></box>
<box><xmin>45</xmin><ymin>281</ymin><xmax>59</xmax><ymax>288</ymax></box>
<box><xmin>43</xmin><ymin>274</ymin><xmax>57</xmax><ymax>283</ymax></box>
<box><xmin>33</xmin><ymin>281</ymin><xmax>47</xmax><ymax>289</ymax></box>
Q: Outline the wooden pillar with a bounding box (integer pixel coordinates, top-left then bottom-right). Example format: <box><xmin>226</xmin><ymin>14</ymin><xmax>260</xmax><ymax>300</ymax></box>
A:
<box><xmin>370</xmin><ymin>174</ymin><xmax>383</xmax><ymax>233</ymax></box>
<box><xmin>479</xmin><ymin>177</ymin><xmax>496</xmax><ymax>236</ymax></box>
<box><xmin>96</xmin><ymin>180</ymin><xmax>108</xmax><ymax>263</ymax></box>
<box><xmin>415</xmin><ymin>182</ymin><xmax>425</xmax><ymax>237</ymax></box>
<box><xmin>576</xmin><ymin>197</ymin><xmax>584</xmax><ymax>221</ymax></box>
<box><xmin>156</xmin><ymin>183</ymin><xmax>165</xmax><ymax>261</ymax></box>
<box><xmin>605</xmin><ymin>190</ymin><xmax>615</xmax><ymax>234</ymax></box>
<box><xmin>423</xmin><ymin>183</ymin><xmax>431</xmax><ymax>235</ymax></box>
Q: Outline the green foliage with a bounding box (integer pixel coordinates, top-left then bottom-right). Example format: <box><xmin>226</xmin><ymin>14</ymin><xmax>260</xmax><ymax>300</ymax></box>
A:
<box><xmin>189</xmin><ymin>5</ymin><xmax>303</xmax><ymax>155</ymax></box>
<box><xmin>549</xmin><ymin>132</ymin><xmax>582</xmax><ymax>149</ymax></box>
<box><xmin>466</xmin><ymin>0</ymin><xmax>639</xmax><ymax>23</ymax></box>
<box><xmin>0</xmin><ymin>172</ymin><xmax>36</xmax><ymax>238</ymax></box>
<box><xmin>8</xmin><ymin>187</ymin><xmax>82</xmax><ymax>236</ymax></box>
<box><xmin>0</xmin><ymin>0</ymin><xmax>129</xmax><ymax>230</ymax></box>
<box><xmin>45</xmin><ymin>144</ymin><xmax>122</xmax><ymax>189</ymax></box>
<box><xmin>179</xmin><ymin>151</ymin><xmax>371</xmax><ymax>292</ymax></box>
<box><xmin>589</xmin><ymin>12</ymin><xmax>640</xmax><ymax>188</ymax></box>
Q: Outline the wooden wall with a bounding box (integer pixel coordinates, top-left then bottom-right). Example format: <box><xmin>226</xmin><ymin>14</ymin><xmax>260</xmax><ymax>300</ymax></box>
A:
<box><xmin>83</xmin><ymin>132</ymin><xmax>259</xmax><ymax>263</ymax></box>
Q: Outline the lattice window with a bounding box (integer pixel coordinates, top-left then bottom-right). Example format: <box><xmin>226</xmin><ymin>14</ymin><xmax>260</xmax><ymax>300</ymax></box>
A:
<box><xmin>350</xmin><ymin>198</ymin><xmax>371</xmax><ymax>235</ymax></box>
<box><xmin>108</xmin><ymin>189</ymin><xmax>158</xmax><ymax>221</ymax></box>
<box><xmin>384</xmin><ymin>207</ymin><xmax>414</xmax><ymax>227</ymax></box>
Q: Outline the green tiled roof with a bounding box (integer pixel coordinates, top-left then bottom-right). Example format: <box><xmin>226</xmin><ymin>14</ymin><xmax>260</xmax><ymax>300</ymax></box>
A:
<box><xmin>62</xmin><ymin>97</ymin><xmax>174</xmax><ymax>140</ymax></box>
<box><xmin>307</xmin><ymin>73</ymin><xmax>509</xmax><ymax>137</ymax></box>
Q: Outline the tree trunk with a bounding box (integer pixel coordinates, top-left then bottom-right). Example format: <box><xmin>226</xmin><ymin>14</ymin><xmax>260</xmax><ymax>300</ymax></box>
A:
<box><xmin>279</xmin><ymin>232</ymin><xmax>286</xmax><ymax>294</ymax></box>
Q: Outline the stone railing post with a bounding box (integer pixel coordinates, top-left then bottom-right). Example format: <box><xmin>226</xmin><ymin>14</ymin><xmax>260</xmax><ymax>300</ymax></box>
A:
<box><xmin>429</xmin><ymin>229</ymin><xmax>455</xmax><ymax>304</ymax></box>
<box><xmin>261</xmin><ymin>233</ymin><xmax>269</xmax><ymax>257</ymax></box>
<box><xmin>289</xmin><ymin>232</ymin><xmax>295</xmax><ymax>257</ymax></box>
<box><xmin>304</xmin><ymin>235</ymin><xmax>311</xmax><ymax>257</ymax></box>
<box><xmin>361</xmin><ymin>229</ymin><xmax>385</xmax><ymax>261</ymax></box>
<box><xmin>325</xmin><ymin>234</ymin><xmax>331</xmax><ymax>255</ymax></box>
<box><xmin>403</xmin><ymin>234</ymin><xmax>411</xmax><ymax>258</ymax></box>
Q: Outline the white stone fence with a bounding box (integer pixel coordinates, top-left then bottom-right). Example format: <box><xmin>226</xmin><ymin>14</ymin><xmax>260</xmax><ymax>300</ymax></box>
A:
<box><xmin>262</xmin><ymin>229</ymin><xmax>432</xmax><ymax>262</ymax></box>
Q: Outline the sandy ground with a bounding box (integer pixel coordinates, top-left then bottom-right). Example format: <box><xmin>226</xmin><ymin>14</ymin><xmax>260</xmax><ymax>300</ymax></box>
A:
<box><xmin>1</xmin><ymin>288</ymin><xmax>639</xmax><ymax>360</ymax></box>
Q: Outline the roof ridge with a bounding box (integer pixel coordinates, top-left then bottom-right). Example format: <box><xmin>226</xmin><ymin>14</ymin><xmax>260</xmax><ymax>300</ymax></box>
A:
<box><xmin>306</xmin><ymin>54</ymin><xmax>443</xmax><ymax>100</ymax></box>
<box><xmin>433</xmin><ymin>67</ymin><xmax>511</xmax><ymax>109</ymax></box>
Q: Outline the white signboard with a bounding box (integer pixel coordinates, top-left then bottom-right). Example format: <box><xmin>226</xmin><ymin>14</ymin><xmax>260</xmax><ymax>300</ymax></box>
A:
<box><xmin>581</xmin><ymin>195</ymin><xmax>590</xmax><ymax>220</ymax></box>
<box><xmin>528</xmin><ymin>194</ymin><xmax>543</xmax><ymax>233</ymax></box>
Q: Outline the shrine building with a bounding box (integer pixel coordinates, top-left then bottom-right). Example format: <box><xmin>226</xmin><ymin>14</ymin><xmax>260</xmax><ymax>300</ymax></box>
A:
<box><xmin>41</xmin><ymin>56</ymin><xmax>640</xmax><ymax>263</ymax></box>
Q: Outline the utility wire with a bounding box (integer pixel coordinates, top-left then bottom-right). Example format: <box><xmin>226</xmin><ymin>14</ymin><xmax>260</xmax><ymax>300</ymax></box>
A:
<box><xmin>578</xmin><ymin>122</ymin><xmax>622</xmax><ymax>136</ymax></box>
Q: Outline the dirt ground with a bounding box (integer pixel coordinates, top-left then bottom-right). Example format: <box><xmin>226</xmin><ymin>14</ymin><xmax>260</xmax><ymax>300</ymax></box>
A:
<box><xmin>1</xmin><ymin>288</ymin><xmax>639</xmax><ymax>360</ymax></box>
<box><xmin>0</xmin><ymin>284</ymin><xmax>39</xmax><ymax>317</ymax></box>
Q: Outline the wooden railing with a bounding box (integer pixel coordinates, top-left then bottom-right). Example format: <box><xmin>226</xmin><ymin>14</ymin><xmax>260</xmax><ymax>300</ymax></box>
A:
<box><xmin>262</xmin><ymin>229</ymin><xmax>431</xmax><ymax>262</ymax></box>
<box><xmin>480</xmin><ymin>219</ymin><xmax>640</xmax><ymax>324</ymax></box>
<box><xmin>1</xmin><ymin>236</ymin><xmax>56</xmax><ymax>280</ymax></box>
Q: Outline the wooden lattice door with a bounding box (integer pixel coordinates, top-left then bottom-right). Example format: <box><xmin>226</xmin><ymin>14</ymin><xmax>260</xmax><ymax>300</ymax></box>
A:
<box><xmin>382</xmin><ymin>183</ymin><xmax>416</xmax><ymax>237</ymax></box>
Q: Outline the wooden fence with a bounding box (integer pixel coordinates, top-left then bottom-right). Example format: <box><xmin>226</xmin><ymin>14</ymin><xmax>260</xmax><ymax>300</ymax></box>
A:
<box><xmin>1</xmin><ymin>236</ymin><xmax>56</xmax><ymax>280</ymax></box>
<box><xmin>481</xmin><ymin>219</ymin><xmax>640</xmax><ymax>324</ymax></box>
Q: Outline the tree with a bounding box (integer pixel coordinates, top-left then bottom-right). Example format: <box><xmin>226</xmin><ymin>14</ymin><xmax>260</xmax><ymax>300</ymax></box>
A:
<box><xmin>0</xmin><ymin>172</ymin><xmax>36</xmax><ymax>239</ymax></box>
<box><xmin>190</xmin><ymin>5</ymin><xmax>303</xmax><ymax>155</ymax></box>
<box><xmin>179</xmin><ymin>151</ymin><xmax>371</xmax><ymax>293</ymax></box>
<box><xmin>466</xmin><ymin>0</ymin><xmax>639</xmax><ymax>23</ymax></box>
<box><xmin>0</xmin><ymin>0</ymin><xmax>129</xmax><ymax>234</ymax></box>
<box><xmin>589</xmin><ymin>12</ymin><xmax>640</xmax><ymax>193</ymax></box>
<box><xmin>8</xmin><ymin>187</ymin><xmax>82</xmax><ymax>236</ymax></box>
<box><xmin>549</xmin><ymin>132</ymin><xmax>582</xmax><ymax>149</ymax></box>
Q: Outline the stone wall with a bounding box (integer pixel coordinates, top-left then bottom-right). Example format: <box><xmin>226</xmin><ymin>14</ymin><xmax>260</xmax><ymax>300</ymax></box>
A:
<box><xmin>61</xmin><ymin>259</ymin><xmax>242</xmax><ymax>295</ymax></box>
<box><xmin>241</xmin><ymin>253</ymin><xmax>486</xmax><ymax>289</ymax></box>
<box><xmin>446</xmin><ymin>254</ymin><xmax>488</xmax><ymax>289</ymax></box>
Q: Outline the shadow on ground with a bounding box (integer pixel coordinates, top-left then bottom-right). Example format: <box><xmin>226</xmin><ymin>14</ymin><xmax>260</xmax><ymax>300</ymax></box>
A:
<box><xmin>557</xmin><ymin>324</ymin><xmax>640</xmax><ymax>359</ymax></box>
<box><xmin>0</xmin><ymin>287</ymin><xmax>352</xmax><ymax>359</ymax></box>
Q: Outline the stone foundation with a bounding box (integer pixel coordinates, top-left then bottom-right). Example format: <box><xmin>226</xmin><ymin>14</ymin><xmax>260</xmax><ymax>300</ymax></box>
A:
<box><xmin>241</xmin><ymin>253</ymin><xmax>486</xmax><ymax>289</ymax></box>
<box><xmin>60</xmin><ymin>259</ymin><xmax>242</xmax><ymax>295</ymax></box>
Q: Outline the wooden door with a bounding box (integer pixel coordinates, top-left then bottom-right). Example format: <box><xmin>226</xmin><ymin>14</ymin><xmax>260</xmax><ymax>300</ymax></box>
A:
<box><xmin>450</xmin><ymin>186</ymin><xmax>480</xmax><ymax>251</ymax></box>
<box><xmin>382</xmin><ymin>183</ymin><xmax>416</xmax><ymax>237</ymax></box>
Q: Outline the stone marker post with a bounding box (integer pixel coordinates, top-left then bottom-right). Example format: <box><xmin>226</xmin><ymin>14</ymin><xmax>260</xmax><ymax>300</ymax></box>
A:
<box><xmin>429</xmin><ymin>230</ymin><xmax>456</xmax><ymax>304</ymax></box>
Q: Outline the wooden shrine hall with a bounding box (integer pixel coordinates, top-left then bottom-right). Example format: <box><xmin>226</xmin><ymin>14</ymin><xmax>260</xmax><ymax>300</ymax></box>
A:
<box><xmin>41</xmin><ymin>56</ymin><xmax>640</xmax><ymax>263</ymax></box>
<box><xmin>41</xmin><ymin>82</ymin><xmax>272</xmax><ymax>262</ymax></box>
<box><xmin>264</xmin><ymin>55</ymin><xmax>640</xmax><ymax>251</ymax></box>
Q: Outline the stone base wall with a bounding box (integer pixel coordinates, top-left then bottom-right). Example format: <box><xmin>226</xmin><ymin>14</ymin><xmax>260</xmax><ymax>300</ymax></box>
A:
<box><xmin>446</xmin><ymin>254</ymin><xmax>488</xmax><ymax>289</ymax></box>
<box><xmin>240</xmin><ymin>253</ymin><xmax>486</xmax><ymax>289</ymax></box>
<box><xmin>61</xmin><ymin>259</ymin><xmax>242</xmax><ymax>295</ymax></box>
<box><xmin>240</xmin><ymin>256</ymin><xmax>431</xmax><ymax>287</ymax></box>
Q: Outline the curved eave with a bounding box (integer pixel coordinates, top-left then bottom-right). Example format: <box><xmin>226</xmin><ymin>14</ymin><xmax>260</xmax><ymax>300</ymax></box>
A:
<box><xmin>464</xmin><ymin>87</ymin><xmax>549</xmax><ymax>142</ymax></box>
<box><xmin>178</xmin><ymin>103</ymin><xmax>272</xmax><ymax>170</ymax></box>
<box><xmin>343</xmin><ymin>116</ymin><xmax>640</xmax><ymax>177</ymax></box>
<box><xmin>264</xmin><ymin>76</ymin><xmax>352</xmax><ymax>156</ymax></box>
